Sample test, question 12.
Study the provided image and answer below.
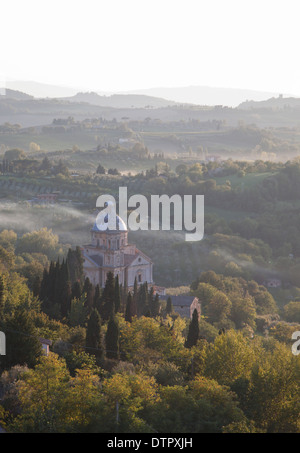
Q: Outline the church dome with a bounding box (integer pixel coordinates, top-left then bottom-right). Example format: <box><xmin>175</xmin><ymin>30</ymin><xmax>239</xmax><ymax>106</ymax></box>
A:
<box><xmin>92</xmin><ymin>203</ymin><xmax>127</xmax><ymax>232</ymax></box>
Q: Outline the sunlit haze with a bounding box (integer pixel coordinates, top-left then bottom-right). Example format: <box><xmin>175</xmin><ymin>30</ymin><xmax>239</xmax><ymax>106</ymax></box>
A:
<box><xmin>1</xmin><ymin>0</ymin><xmax>300</xmax><ymax>96</ymax></box>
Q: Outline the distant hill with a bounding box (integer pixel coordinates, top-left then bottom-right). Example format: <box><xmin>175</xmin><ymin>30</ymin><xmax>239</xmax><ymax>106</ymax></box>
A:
<box><xmin>5</xmin><ymin>80</ymin><xmax>79</xmax><ymax>98</ymax></box>
<box><xmin>4</xmin><ymin>80</ymin><xmax>295</xmax><ymax>108</ymax></box>
<box><xmin>238</xmin><ymin>95</ymin><xmax>300</xmax><ymax>110</ymax></box>
<box><xmin>0</xmin><ymin>88</ymin><xmax>34</xmax><ymax>100</ymax></box>
<box><xmin>124</xmin><ymin>86</ymin><xmax>287</xmax><ymax>107</ymax></box>
<box><xmin>64</xmin><ymin>92</ymin><xmax>177</xmax><ymax>109</ymax></box>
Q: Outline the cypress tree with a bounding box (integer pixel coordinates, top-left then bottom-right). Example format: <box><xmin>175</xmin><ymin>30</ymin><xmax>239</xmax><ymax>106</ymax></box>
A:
<box><xmin>166</xmin><ymin>296</ymin><xmax>174</xmax><ymax>315</ymax></box>
<box><xmin>86</xmin><ymin>309</ymin><xmax>103</xmax><ymax>359</ymax></box>
<box><xmin>138</xmin><ymin>282</ymin><xmax>149</xmax><ymax>316</ymax></box>
<box><xmin>152</xmin><ymin>294</ymin><xmax>161</xmax><ymax>317</ymax></box>
<box><xmin>53</xmin><ymin>259</ymin><xmax>62</xmax><ymax>307</ymax></box>
<box><xmin>83</xmin><ymin>277</ymin><xmax>94</xmax><ymax>312</ymax></box>
<box><xmin>39</xmin><ymin>268</ymin><xmax>48</xmax><ymax>301</ymax></box>
<box><xmin>32</xmin><ymin>275</ymin><xmax>41</xmax><ymax>298</ymax></box>
<box><xmin>125</xmin><ymin>291</ymin><xmax>137</xmax><ymax>323</ymax></box>
<box><xmin>105</xmin><ymin>313</ymin><xmax>120</xmax><ymax>360</ymax></box>
<box><xmin>71</xmin><ymin>281</ymin><xmax>82</xmax><ymax>300</ymax></box>
<box><xmin>185</xmin><ymin>309</ymin><xmax>200</xmax><ymax>348</ymax></box>
<box><xmin>122</xmin><ymin>277</ymin><xmax>128</xmax><ymax>313</ymax></box>
<box><xmin>133</xmin><ymin>277</ymin><xmax>138</xmax><ymax>301</ymax></box>
<box><xmin>60</xmin><ymin>260</ymin><xmax>72</xmax><ymax>318</ymax></box>
<box><xmin>149</xmin><ymin>286</ymin><xmax>155</xmax><ymax>313</ymax></box>
<box><xmin>114</xmin><ymin>275</ymin><xmax>121</xmax><ymax>313</ymax></box>
<box><xmin>67</xmin><ymin>247</ymin><xmax>84</xmax><ymax>286</ymax></box>
<box><xmin>101</xmin><ymin>272</ymin><xmax>115</xmax><ymax>321</ymax></box>
<box><xmin>94</xmin><ymin>284</ymin><xmax>102</xmax><ymax>314</ymax></box>
<box><xmin>48</xmin><ymin>260</ymin><xmax>56</xmax><ymax>302</ymax></box>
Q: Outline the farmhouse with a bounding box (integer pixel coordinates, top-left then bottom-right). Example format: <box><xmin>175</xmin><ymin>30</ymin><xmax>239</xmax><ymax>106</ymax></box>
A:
<box><xmin>170</xmin><ymin>295</ymin><xmax>201</xmax><ymax>319</ymax></box>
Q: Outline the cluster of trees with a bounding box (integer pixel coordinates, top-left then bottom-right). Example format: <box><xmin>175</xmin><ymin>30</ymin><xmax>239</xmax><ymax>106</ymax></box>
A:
<box><xmin>0</xmin><ymin>151</ymin><xmax>70</xmax><ymax>177</ymax></box>
<box><xmin>0</xmin><ymin>326</ymin><xmax>299</xmax><ymax>433</ymax></box>
<box><xmin>0</xmin><ymin>231</ymin><xmax>299</xmax><ymax>433</ymax></box>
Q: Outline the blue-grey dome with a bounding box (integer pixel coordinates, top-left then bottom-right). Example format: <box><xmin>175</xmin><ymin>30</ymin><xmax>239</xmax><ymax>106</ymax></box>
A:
<box><xmin>92</xmin><ymin>212</ymin><xmax>127</xmax><ymax>232</ymax></box>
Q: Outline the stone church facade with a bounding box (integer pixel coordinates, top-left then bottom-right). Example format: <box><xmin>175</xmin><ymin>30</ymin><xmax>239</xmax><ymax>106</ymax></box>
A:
<box><xmin>82</xmin><ymin>210</ymin><xmax>153</xmax><ymax>288</ymax></box>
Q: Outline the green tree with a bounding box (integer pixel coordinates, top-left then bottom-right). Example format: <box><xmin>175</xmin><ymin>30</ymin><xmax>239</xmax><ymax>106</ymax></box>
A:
<box><xmin>105</xmin><ymin>314</ymin><xmax>120</xmax><ymax>360</ymax></box>
<box><xmin>185</xmin><ymin>309</ymin><xmax>200</xmax><ymax>348</ymax></box>
<box><xmin>166</xmin><ymin>296</ymin><xmax>173</xmax><ymax>315</ymax></box>
<box><xmin>86</xmin><ymin>309</ymin><xmax>103</xmax><ymax>359</ymax></box>
<box><xmin>125</xmin><ymin>292</ymin><xmax>137</xmax><ymax>323</ymax></box>
<box><xmin>114</xmin><ymin>275</ymin><xmax>121</xmax><ymax>313</ymax></box>
<box><xmin>101</xmin><ymin>272</ymin><xmax>115</xmax><ymax>321</ymax></box>
<box><xmin>3</xmin><ymin>311</ymin><xmax>42</xmax><ymax>369</ymax></box>
<box><xmin>205</xmin><ymin>330</ymin><xmax>257</xmax><ymax>385</ymax></box>
<box><xmin>151</xmin><ymin>294</ymin><xmax>161</xmax><ymax>317</ymax></box>
<box><xmin>207</xmin><ymin>291</ymin><xmax>232</xmax><ymax>325</ymax></box>
<box><xmin>96</xmin><ymin>164</ymin><xmax>106</xmax><ymax>174</ymax></box>
<box><xmin>4</xmin><ymin>148</ymin><xmax>26</xmax><ymax>161</ymax></box>
<box><xmin>283</xmin><ymin>301</ymin><xmax>300</xmax><ymax>323</ymax></box>
<box><xmin>69</xmin><ymin>295</ymin><xmax>87</xmax><ymax>327</ymax></box>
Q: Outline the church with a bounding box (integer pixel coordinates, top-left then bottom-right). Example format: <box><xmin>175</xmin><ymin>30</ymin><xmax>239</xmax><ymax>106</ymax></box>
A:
<box><xmin>82</xmin><ymin>206</ymin><xmax>153</xmax><ymax>289</ymax></box>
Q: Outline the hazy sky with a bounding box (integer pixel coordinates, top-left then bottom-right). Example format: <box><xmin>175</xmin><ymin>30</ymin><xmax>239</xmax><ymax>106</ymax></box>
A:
<box><xmin>1</xmin><ymin>0</ymin><xmax>300</xmax><ymax>94</ymax></box>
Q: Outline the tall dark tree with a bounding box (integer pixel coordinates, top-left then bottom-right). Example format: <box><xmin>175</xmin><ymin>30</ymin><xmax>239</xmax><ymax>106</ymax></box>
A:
<box><xmin>82</xmin><ymin>277</ymin><xmax>94</xmax><ymax>313</ymax></box>
<box><xmin>48</xmin><ymin>260</ymin><xmax>56</xmax><ymax>302</ymax></box>
<box><xmin>60</xmin><ymin>260</ymin><xmax>72</xmax><ymax>318</ymax></box>
<box><xmin>151</xmin><ymin>293</ymin><xmax>161</xmax><ymax>317</ymax></box>
<box><xmin>67</xmin><ymin>247</ymin><xmax>84</xmax><ymax>286</ymax></box>
<box><xmin>71</xmin><ymin>281</ymin><xmax>82</xmax><ymax>301</ymax></box>
<box><xmin>166</xmin><ymin>296</ymin><xmax>174</xmax><ymax>315</ymax></box>
<box><xmin>114</xmin><ymin>275</ymin><xmax>121</xmax><ymax>313</ymax></box>
<box><xmin>105</xmin><ymin>313</ymin><xmax>120</xmax><ymax>360</ymax></box>
<box><xmin>185</xmin><ymin>309</ymin><xmax>200</xmax><ymax>349</ymax></box>
<box><xmin>133</xmin><ymin>277</ymin><xmax>138</xmax><ymax>302</ymax></box>
<box><xmin>96</xmin><ymin>164</ymin><xmax>106</xmax><ymax>174</ymax></box>
<box><xmin>94</xmin><ymin>284</ymin><xmax>102</xmax><ymax>314</ymax></box>
<box><xmin>138</xmin><ymin>282</ymin><xmax>149</xmax><ymax>316</ymax></box>
<box><xmin>125</xmin><ymin>292</ymin><xmax>137</xmax><ymax>323</ymax></box>
<box><xmin>32</xmin><ymin>275</ymin><xmax>41</xmax><ymax>298</ymax></box>
<box><xmin>39</xmin><ymin>156</ymin><xmax>52</xmax><ymax>172</ymax></box>
<box><xmin>101</xmin><ymin>272</ymin><xmax>115</xmax><ymax>321</ymax></box>
<box><xmin>122</xmin><ymin>277</ymin><xmax>128</xmax><ymax>314</ymax></box>
<box><xmin>149</xmin><ymin>286</ymin><xmax>155</xmax><ymax>313</ymax></box>
<box><xmin>86</xmin><ymin>309</ymin><xmax>103</xmax><ymax>359</ymax></box>
<box><xmin>3</xmin><ymin>311</ymin><xmax>42</xmax><ymax>369</ymax></box>
<box><xmin>40</xmin><ymin>267</ymin><xmax>50</xmax><ymax>310</ymax></box>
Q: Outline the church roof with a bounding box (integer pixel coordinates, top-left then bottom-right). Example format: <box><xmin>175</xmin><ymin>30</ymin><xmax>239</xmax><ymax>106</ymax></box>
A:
<box><xmin>169</xmin><ymin>296</ymin><xmax>197</xmax><ymax>306</ymax></box>
<box><xmin>124</xmin><ymin>253</ymin><xmax>138</xmax><ymax>267</ymax></box>
<box><xmin>124</xmin><ymin>249</ymin><xmax>153</xmax><ymax>267</ymax></box>
<box><xmin>89</xmin><ymin>255</ymin><xmax>103</xmax><ymax>266</ymax></box>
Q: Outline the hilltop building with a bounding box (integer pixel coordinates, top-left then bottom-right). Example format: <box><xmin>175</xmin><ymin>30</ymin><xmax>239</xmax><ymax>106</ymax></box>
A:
<box><xmin>82</xmin><ymin>207</ymin><xmax>153</xmax><ymax>288</ymax></box>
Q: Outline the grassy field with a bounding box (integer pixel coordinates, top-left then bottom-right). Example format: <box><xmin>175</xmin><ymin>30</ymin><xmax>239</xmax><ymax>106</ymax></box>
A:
<box><xmin>0</xmin><ymin>129</ymin><xmax>121</xmax><ymax>153</ymax></box>
<box><xmin>205</xmin><ymin>206</ymin><xmax>254</xmax><ymax>221</ymax></box>
<box><xmin>214</xmin><ymin>171</ymin><xmax>277</xmax><ymax>189</ymax></box>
